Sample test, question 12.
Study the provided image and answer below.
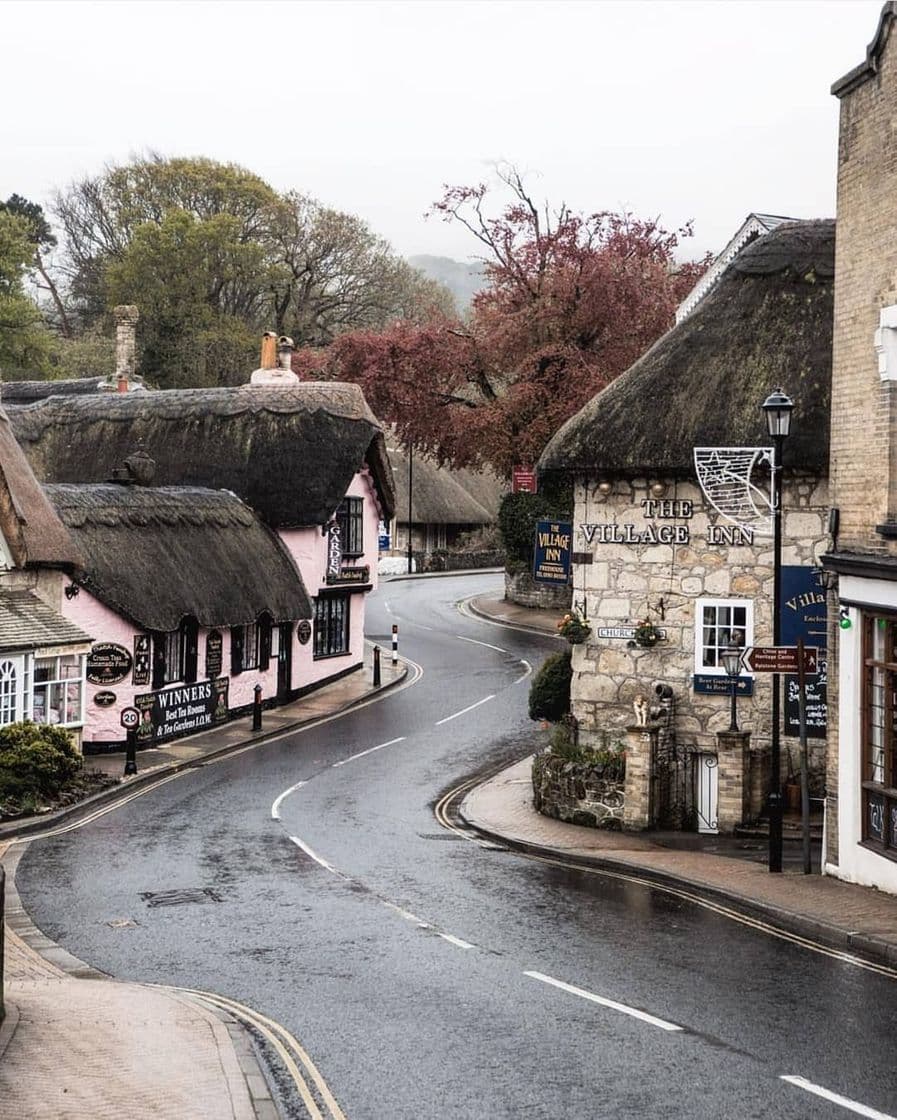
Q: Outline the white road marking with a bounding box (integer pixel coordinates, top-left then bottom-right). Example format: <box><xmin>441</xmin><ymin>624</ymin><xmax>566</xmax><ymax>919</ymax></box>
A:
<box><xmin>435</xmin><ymin>695</ymin><xmax>495</xmax><ymax>725</ymax></box>
<box><xmin>271</xmin><ymin>780</ymin><xmax>307</xmax><ymax>819</ymax></box>
<box><xmin>437</xmin><ymin>932</ymin><xmax>474</xmax><ymax>950</ymax></box>
<box><xmin>524</xmin><ymin>971</ymin><xmax>683</xmax><ymax>1033</ymax></box>
<box><xmin>382</xmin><ymin>901</ymin><xmax>426</xmax><ymax>924</ymax></box>
<box><xmin>780</xmin><ymin>1076</ymin><xmax>897</xmax><ymax>1119</ymax></box>
<box><xmin>514</xmin><ymin>659</ymin><xmax>533</xmax><ymax>684</ymax></box>
<box><xmin>289</xmin><ymin>835</ymin><xmax>346</xmax><ymax>878</ymax></box>
<box><xmin>455</xmin><ymin>635</ymin><xmax>509</xmax><ymax>654</ymax></box>
<box><xmin>332</xmin><ymin>737</ymin><xmax>405</xmax><ymax>767</ymax></box>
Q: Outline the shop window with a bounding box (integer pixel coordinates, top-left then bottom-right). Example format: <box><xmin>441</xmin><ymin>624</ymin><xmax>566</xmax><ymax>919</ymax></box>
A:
<box><xmin>32</xmin><ymin>654</ymin><xmax>84</xmax><ymax>726</ymax></box>
<box><xmin>314</xmin><ymin>593</ymin><xmax>350</xmax><ymax>659</ymax></box>
<box><xmin>862</xmin><ymin>613</ymin><xmax>897</xmax><ymax>858</ymax></box>
<box><xmin>694</xmin><ymin>598</ymin><xmax>753</xmax><ymax>675</ymax></box>
<box><xmin>152</xmin><ymin>618</ymin><xmax>197</xmax><ymax>689</ymax></box>
<box><xmin>230</xmin><ymin>615</ymin><xmax>272</xmax><ymax>675</ymax></box>
<box><xmin>337</xmin><ymin>497</ymin><xmax>364</xmax><ymax>557</ymax></box>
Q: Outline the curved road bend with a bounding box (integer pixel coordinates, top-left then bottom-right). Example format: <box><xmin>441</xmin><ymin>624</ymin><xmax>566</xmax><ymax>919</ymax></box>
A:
<box><xmin>17</xmin><ymin>573</ymin><xmax>897</xmax><ymax>1120</ymax></box>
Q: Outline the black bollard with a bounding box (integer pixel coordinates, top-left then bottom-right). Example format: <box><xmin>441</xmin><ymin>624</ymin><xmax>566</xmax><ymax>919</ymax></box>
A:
<box><xmin>252</xmin><ymin>684</ymin><xmax>263</xmax><ymax>732</ymax></box>
<box><xmin>124</xmin><ymin>727</ymin><xmax>138</xmax><ymax>776</ymax></box>
<box><xmin>373</xmin><ymin>645</ymin><xmax>381</xmax><ymax>687</ymax></box>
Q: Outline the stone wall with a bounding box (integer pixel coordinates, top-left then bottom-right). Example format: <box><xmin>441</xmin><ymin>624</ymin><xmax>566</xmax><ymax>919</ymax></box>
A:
<box><xmin>569</xmin><ymin>475</ymin><xmax>829</xmax><ymax>789</ymax></box>
<box><xmin>505</xmin><ymin>570</ymin><xmax>572</xmax><ymax>611</ymax></box>
<box><xmin>532</xmin><ymin>752</ymin><xmax>624</xmax><ymax>829</ymax></box>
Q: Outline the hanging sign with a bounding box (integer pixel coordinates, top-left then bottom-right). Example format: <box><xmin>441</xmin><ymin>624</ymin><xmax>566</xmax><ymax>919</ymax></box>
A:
<box><xmin>533</xmin><ymin>520</ymin><xmax>572</xmax><ymax>585</ymax></box>
<box><xmin>781</xmin><ymin>566</ymin><xmax>828</xmax><ymax>737</ymax></box>
<box><xmin>135</xmin><ymin>677</ymin><xmax>229</xmax><ymax>744</ymax></box>
<box><xmin>132</xmin><ymin>635</ymin><xmax>151</xmax><ymax>686</ymax></box>
<box><xmin>512</xmin><ymin>466</ymin><xmax>537</xmax><ymax>494</ymax></box>
<box><xmin>87</xmin><ymin>642</ymin><xmax>133</xmax><ymax>685</ymax></box>
<box><xmin>205</xmin><ymin>630</ymin><xmax>223</xmax><ymax>679</ymax></box>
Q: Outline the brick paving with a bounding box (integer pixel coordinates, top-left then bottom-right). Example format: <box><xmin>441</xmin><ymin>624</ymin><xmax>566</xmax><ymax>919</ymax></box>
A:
<box><xmin>0</xmin><ymin>649</ymin><xmax>409</xmax><ymax>1119</ymax></box>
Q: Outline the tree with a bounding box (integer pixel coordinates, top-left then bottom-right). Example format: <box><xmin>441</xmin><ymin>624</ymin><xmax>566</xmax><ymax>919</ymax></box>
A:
<box><xmin>0</xmin><ymin>194</ymin><xmax>72</xmax><ymax>337</ymax></box>
<box><xmin>297</xmin><ymin>166</ymin><xmax>710</xmax><ymax>473</ymax></box>
<box><xmin>0</xmin><ymin>210</ymin><xmax>53</xmax><ymax>378</ymax></box>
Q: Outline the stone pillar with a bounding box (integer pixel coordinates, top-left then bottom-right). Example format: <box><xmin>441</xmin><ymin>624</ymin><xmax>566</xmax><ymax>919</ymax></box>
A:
<box><xmin>623</xmin><ymin>724</ymin><xmax>658</xmax><ymax>830</ymax></box>
<box><xmin>113</xmin><ymin>305</ymin><xmax>139</xmax><ymax>382</ymax></box>
<box><xmin>715</xmin><ymin>729</ymin><xmax>751</xmax><ymax>834</ymax></box>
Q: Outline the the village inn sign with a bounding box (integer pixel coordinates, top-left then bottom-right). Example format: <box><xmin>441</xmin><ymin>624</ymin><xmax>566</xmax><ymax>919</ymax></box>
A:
<box><xmin>580</xmin><ymin>497</ymin><xmax>757</xmax><ymax>547</ymax></box>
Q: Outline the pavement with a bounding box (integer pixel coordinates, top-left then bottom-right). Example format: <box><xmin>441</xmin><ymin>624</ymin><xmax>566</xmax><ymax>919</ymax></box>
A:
<box><xmin>465</xmin><ymin>593</ymin><xmax>897</xmax><ymax>971</ymax></box>
<box><xmin>0</xmin><ymin>644</ymin><xmax>407</xmax><ymax>1119</ymax></box>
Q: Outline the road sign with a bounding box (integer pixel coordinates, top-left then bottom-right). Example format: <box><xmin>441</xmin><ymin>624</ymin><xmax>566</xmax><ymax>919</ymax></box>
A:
<box><xmin>120</xmin><ymin>706</ymin><xmax>140</xmax><ymax>730</ymax></box>
<box><xmin>743</xmin><ymin>646</ymin><xmax>819</xmax><ymax>674</ymax></box>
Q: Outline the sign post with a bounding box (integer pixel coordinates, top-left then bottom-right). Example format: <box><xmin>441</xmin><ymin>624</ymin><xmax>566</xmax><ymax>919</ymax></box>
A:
<box><xmin>796</xmin><ymin>638</ymin><xmax>811</xmax><ymax>875</ymax></box>
<box><xmin>120</xmin><ymin>707</ymin><xmax>140</xmax><ymax>776</ymax></box>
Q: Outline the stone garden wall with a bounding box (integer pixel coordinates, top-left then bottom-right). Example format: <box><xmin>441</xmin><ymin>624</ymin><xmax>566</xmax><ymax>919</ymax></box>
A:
<box><xmin>506</xmin><ymin>570</ymin><xmax>572</xmax><ymax>611</ymax></box>
<box><xmin>532</xmin><ymin>751</ymin><xmax>625</xmax><ymax>829</ymax></box>
<box><xmin>568</xmin><ymin>475</ymin><xmax>829</xmax><ymax>790</ymax></box>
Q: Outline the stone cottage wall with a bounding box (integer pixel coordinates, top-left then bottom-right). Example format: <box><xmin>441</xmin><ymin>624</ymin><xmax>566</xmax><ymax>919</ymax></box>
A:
<box><xmin>569</xmin><ymin>475</ymin><xmax>829</xmax><ymax>789</ymax></box>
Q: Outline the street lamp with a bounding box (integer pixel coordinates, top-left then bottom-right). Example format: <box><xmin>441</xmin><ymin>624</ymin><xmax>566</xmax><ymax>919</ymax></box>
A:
<box><xmin>720</xmin><ymin>638</ymin><xmax>743</xmax><ymax>732</ymax></box>
<box><xmin>762</xmin><ymin>387</ymin><xmax>794</xmax><ymax>873</ymax></box>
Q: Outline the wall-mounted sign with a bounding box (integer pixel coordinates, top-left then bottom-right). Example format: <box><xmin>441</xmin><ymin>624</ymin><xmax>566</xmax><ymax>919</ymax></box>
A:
<box><xmin>205</xmin><ymin>630</ymin><xmax>223</xmax><ymax>679</ymax></box>
<box><xmin>135</xmin><ymin>677</ymin><xmax>229</xmax><ymax>744</ymax></box>
<box><xmin>327</xmin><ymin>521</ymin><xmax>342</xmax><ymax>579</ymax></box>
<box><xmin>597</xmin><ymin>626</ymin><xmax>669</xmax><ymax>641</ymax></box>
<box><xmin>327</xmin><ymin>565</ymin><xmax>370</xmax><ymax>586</ymax></box>
<box><xmin>132</xmin><ymin>634</ymin><xmax>151</xmax><ymax>686</ymax></box>
<box><xmin>579</xmin><ymin>494</ymin><xmax>758</xmax><ymax>551</ymax></box>
<box><xmin>378</xmin><ymin>520</ymin><xmax>391</xmax><ymax>550</ymax></box>
<box><xmin>533</xmin><ymin>520</ymin><xmax>572</xmax><ymax>585</ymax></box>
<box><xmin>512</xmin><ymin>466</ymin><xmax>537</xmax><ymax>494</ymax></box>
<box><xmin>87</xmin><ymin>642</ymin><xmax>133</xmax><ymax>685</ymax></box>
<box><xmin>693</xmin><ymin>674</ymin><xmax>755</xmax><ymax>696</ymax></box>
<box><xmin>297</xmin><ymin>620</ymin><xmax>312</xmax><ymax>645</ymax></box>
<box><xmin>93</xmin><ymin>690</ymin><xmax>117</xmax><ymax>707</ymax></box>
<box><xmin>781</xmin><ymin>566</ymin><xmax>828</xmax><ymax>738</ymax></box>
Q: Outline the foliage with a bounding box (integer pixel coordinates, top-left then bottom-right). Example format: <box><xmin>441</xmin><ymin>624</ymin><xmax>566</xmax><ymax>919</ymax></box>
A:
<box><xmin>547</xmin><ymin>723</ymin><xmax>626</xmax><ymax>778</ymax></box>
<box><xmin>528</xmin><ymin>648</ymin><xmax>572</xmax><ymax>722</ymax></box>
<box><xmin>497</xmin><ymin>489</ymin><xmax>572</xmax><ymax>570</ymax></box>
<box><xmin>0</xmin><ymin>722</ymin><xmax>82</xmax><ymax>809</ymax></box>
<box><xmin>633</xmin><ymin>613</ymin><xmax>662</xmax><ymax>648</ymax></box>
<box><xmin>557</xmin><ymin>611</ymin><xmax>591</xmax><ymax>645</ymax></box>
<box><xmin>0</xmin><ymin>209</ymin><xmax>53</xmax><ymax>377</ymax></box>
<box><xmin>298</xmin><ymin>164</ymin><xmax>710</xmax><ymax>472</ymax></box>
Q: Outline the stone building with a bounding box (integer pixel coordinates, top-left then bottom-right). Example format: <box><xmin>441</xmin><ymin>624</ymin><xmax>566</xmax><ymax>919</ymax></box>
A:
<box><xmin>539</xmin><ymin>220</ymin><xmax>834</xmax><ymax>831</ymax></box>
<box><xmin>822</xmin><ymin>2</ymin><xmax>897</xmax><ymax>892</ymax></box>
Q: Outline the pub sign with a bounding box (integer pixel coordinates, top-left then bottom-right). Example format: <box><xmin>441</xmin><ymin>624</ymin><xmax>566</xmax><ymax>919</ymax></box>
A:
<box><xmin>87</xmin><ymin>642</ymin><xmax>133</xmax><ymax>686</ymax></box>
<box><xmin>532</xmin><ymin>520</ymin><xmax>572</xmax><ymax>585</ymax></box>
<box><xmin>782</xmin><ymin>566</ymin><xmax>827</xmax><ymax>738</ymax></box>
<box><xmin>135</xmin><ymin>677</ymin><xmax>229</xmax><ymax>744</ymax></box>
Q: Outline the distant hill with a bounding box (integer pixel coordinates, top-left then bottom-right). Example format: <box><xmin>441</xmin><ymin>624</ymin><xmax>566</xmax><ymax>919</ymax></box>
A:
<box><xmin>408</xmin><ymin>255</ymin><xmax>486</xmax><ymax>312</ymax></box>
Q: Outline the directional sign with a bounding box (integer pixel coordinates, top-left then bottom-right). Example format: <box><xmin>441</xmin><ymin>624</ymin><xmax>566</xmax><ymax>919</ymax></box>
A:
<box><xmin>743</xmin><ymin>646</ymin><xmax>819</xmax><ymax>674</ymax></box>
<box><xmin>120</xmin><ymin>706</ymin><xmax>140</xmax><ymax>730</ymax></box>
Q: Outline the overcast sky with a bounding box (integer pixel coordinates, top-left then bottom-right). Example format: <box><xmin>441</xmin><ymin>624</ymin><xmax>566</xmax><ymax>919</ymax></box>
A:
<box><xmin>2</xmin><ymin>0</ymin><xmax>884</xmax><ymax>263</ymax></box>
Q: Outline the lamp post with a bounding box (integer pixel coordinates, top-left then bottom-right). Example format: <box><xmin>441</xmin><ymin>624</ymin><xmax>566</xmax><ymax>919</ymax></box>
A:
<box><xmin>720</xmin><ymin>639</ymin><xmax>743</xmax><ymax>732</ymax></box>
<box><xmin>762</xmin><ymin>388</ymin><xmax>794</xmax><ymax>873</ymax></box>
<box><xmin>407</xmin><ymin>444</ymin><xmax>414</xmax><ymax>576</ymax></box>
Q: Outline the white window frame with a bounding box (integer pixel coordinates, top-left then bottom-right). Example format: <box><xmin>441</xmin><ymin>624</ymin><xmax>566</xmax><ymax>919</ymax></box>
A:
<box><xmin>694</xmin><ymin>598</ymin><xmax>754</xmax><ymax>677</ymax></box>
<box><xmin>32</xmin><ymin>653</ymin><xmax>85</xmax><ymax>727</ymax></box>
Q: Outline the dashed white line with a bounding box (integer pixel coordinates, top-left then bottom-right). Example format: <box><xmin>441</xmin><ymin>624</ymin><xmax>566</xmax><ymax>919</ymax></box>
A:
<box><xmin>332</xmin><ymin>737</ymin><xmax>405</xmax><ymax>767</ymax></box>
<box><xmin>437</xmin><ymin>932</ymin><xmax>474</xmax><ymax>950</ymax></box>
<box><xmin>524</xmin><ymin>971</ymin><xmax>683</xmax><ymax>1033</ymax></box>
<box><xmin>271</xmin><ymin>781</ymin><xmax>307</xmax><ymax>820</ymax></box>
<box><xmin>780</xmin><ymin>1076</ymin><xmax>897</xmax><ymax>1119</ymax></box>
<box><xmin>455</xmin><ymin>635</ymin><xmax>509</xmax><ymax>654</ymax></box>
<box><xmin>435</xmin><ymin>695</ymin><xmax>495</xmax><ymax>725</ymax></box>
<box><xmin>289</xmin><ymin>835</ymin><xmax>346</xmax><ymax>879</ymax></box>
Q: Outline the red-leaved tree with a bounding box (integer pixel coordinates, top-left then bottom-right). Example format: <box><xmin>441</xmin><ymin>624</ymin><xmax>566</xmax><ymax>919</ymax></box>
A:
<box><xmin>295</xmin><ymin>166</ymin><xmax>709</xmax><ymax>474</ymax></box>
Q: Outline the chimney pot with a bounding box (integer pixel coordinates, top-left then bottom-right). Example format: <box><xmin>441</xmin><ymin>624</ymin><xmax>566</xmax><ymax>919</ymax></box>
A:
<box><xmin>260</xmin><ymin>332</ymin><xmax>278</xmax><ymax>370</ymax></box>
<box><xmin>113</xmin><ymin>305</ymin><xmax>139</xmax><ymax>386</ymax></box>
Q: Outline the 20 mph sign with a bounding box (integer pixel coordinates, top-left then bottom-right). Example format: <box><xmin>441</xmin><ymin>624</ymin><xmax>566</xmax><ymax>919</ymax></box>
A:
<box><xmin>742</xmin><ymin>646</ymin><xmax>820</xmax><ymax>674</ymax></box>
<box><xmin>120</xmin><ymin>706</ymin><xmax>140</xmax><ymax>730</ymax></box>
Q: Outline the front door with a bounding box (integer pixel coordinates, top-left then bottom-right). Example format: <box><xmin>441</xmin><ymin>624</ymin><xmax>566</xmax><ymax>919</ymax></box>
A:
<box><xmin>277</xmin><ymin>623</ymin><xmax>293</xmax><ymax>702</ymax></box>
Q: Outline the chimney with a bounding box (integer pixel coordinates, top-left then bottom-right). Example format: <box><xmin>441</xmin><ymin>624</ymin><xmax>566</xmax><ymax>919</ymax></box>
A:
<box><xmin>277</xmin><ymin>335</ymin><xmax>294</xmax><ymax>370</ymax></box>
<box><xmin>114</xmin><ymin>305</ymin><xmax>139</xmax><ymax>392</ymax></box>
<box><xmin>249</xmin><ymin>330</ymin><xmax>299</xmax><ymax>387</ymax></box>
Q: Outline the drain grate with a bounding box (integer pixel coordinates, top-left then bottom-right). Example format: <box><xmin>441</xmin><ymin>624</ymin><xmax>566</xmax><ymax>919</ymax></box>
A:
<box><xmin>139</xmin><ymin>888</ymin><xmax>223</xmax><ymax>908</ymax></box>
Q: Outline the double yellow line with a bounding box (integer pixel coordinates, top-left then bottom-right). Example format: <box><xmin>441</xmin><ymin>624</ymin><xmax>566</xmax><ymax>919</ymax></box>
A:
<box><xmin>175</xmin><ymin>986</ymin><xmax>347</xmax><ymax>1120</ymax></box>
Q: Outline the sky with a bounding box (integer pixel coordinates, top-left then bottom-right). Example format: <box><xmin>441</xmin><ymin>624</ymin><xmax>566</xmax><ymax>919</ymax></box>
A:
<box><xmin>2</xmin><ymin>0</ymin><xmax>885</xmax><ymax>263</ymax></box>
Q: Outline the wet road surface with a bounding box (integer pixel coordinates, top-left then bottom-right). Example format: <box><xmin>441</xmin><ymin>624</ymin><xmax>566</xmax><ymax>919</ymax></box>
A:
<box><xmin>17</xmin><ymin>574</ymin><xmax>897</xmax><ymax>1119</ymax></box>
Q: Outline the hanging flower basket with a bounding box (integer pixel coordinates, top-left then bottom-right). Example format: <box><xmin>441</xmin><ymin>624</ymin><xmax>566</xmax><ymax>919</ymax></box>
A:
<box><xmin>557</xmin><ymin>612</ymin><xmax>591</xmax><ymax>645</ymax></box>
<box><xmin>633</xmin><ymin>620</ymin><xmax>661</xmax><ymax>648</ymax></box>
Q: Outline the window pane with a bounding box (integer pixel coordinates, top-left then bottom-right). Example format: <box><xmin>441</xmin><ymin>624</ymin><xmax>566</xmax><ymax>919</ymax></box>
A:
<box><xmin>65</xmin><ymin>681</ymin><xmax>82</xmax><ymax>724</ymax></box>
<box><xmin>32</xmin><ymin>683</ymin><xmax>48</xmax><ymax>723</ymax></box>
<box><xmin>59</xmin><ymin>656</ymin><xmax>81</xmax><ymax>679</ymax></box>
<box><xmin>34</xmin><ymin>658</ymin><xmax>54</xmax><ymax>683</ymax></box>
<box><xmin>868</xmin><ymin>791</ymin><xmax>885</xmax><ymax>842</ymax></box>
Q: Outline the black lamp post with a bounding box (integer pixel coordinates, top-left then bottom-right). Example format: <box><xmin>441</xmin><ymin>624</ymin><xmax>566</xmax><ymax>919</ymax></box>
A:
<box><xmin>720</xmin><ymin>639</ymin><xmax>743</xmax><ymax>732</ymax></box>
<box><xmin>407</xmin><ymin>444</ymin><xmax>414</xmax><ymax>576</ymax></box>
<box><xmin>762</xmin><ymin>387</ymin><xmax>794</xmax><ymax>873</ymax></box>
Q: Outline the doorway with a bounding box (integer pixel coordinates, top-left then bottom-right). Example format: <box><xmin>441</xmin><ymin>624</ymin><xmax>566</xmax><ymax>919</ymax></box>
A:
<box><xmin>277</xmin><ymin>623</ymin><xmax>293</xmax><ymax>702</ymax></box>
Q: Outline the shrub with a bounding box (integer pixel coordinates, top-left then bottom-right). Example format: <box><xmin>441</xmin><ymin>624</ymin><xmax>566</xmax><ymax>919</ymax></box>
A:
<box><xmin>528</xmin><ymin>648</ymin><xmax>572</xmax><ymax>721</ymax></box>
<box><xmin>497</xmin><ymin>483</ymin><xmax>572</xmax><ymax>571</ymax></box>
<box><xmin>0</xmin><ymin>722</ymin><xmax>82</xmax><ymax>805</ymax></box>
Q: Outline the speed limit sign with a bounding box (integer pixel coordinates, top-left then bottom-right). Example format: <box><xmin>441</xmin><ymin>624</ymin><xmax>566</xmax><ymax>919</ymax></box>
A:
<box><xmin>120</xmin><ymin>706</ymin><xmax>140</xmax><ymax>730</ymax></box>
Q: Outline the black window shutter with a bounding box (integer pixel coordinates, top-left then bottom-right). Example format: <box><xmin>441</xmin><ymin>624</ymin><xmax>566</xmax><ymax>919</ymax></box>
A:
<box><xmin>184</xmin><ymin>619</ymin><xmax>199</xmax><ymax>684</ymax></box>
<box><xmin>151</xmin><ymin>633</ymin><xmax>165</xmax><ymax>691</ymax></box>
<box><xmin>231</xmin><ymin>627</ymin><xmax>244</xmax><ymax>676</ymax></box>
<box><xmin>258</xmin><ymin>616</ymin><xmax>272</xmax><ymax>671</ymax></box>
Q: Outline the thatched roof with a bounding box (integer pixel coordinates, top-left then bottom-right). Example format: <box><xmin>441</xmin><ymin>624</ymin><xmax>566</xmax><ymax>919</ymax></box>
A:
<box><xmin>388</xmin><ymin>444</ymin><xmax>505</xmax><ymax>524</ymax></box>
<box><xmin>1</xmin><ymin>378</ymin><xmax>108</xmax><ymax>404</ymax></box>
<box><xmin>539</xmin><ymin>219</ymin><xmax>835</xmax><ymax>479</ymax></box>
<box><xmin>46</xmin><ymin>484</ymin><xmax>312</xmax><ymax>631</ymax></box>
<box><xmin>0</xmin><ymin>405</ymin><xmax>83</xmax><ymax>570</ymax></box>
<box><xmin>10</xmin><ymin>383</ymin><xmax>396</xmax><ymax>527</ymax></box>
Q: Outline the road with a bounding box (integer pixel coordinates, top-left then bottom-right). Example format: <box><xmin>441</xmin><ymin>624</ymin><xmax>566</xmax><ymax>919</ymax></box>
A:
<box><xmin>16</xmin><ymin>573</ymin><xmax>897</xmax><ymax>1120</ymax></box>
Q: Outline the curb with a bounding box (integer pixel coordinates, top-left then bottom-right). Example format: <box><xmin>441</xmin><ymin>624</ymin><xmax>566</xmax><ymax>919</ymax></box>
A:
<box><xmin>457</xmin><ymin>801</ymin><xmax>897</xmax><ymax>972</ymax></box>
<box><xmin>0</xmin><ymin>660</ymin><xmax>410</xmax><ymax>842</ymax></box>
<box><xmin>463</xmin><ymin>595</ymin><xmax>563</xmax><ymax>640</ymax></box>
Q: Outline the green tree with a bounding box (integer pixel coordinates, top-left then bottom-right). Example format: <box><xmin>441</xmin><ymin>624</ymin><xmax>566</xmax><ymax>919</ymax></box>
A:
<box><xmin>0</xmin><ymin>210</ymin><xmax>52</xmax><ymax>378</ymax></box>
<box><xmin>0</xmin><ymin>193</ymin><xmax>72</xmax><ymax>337</ymax></box>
